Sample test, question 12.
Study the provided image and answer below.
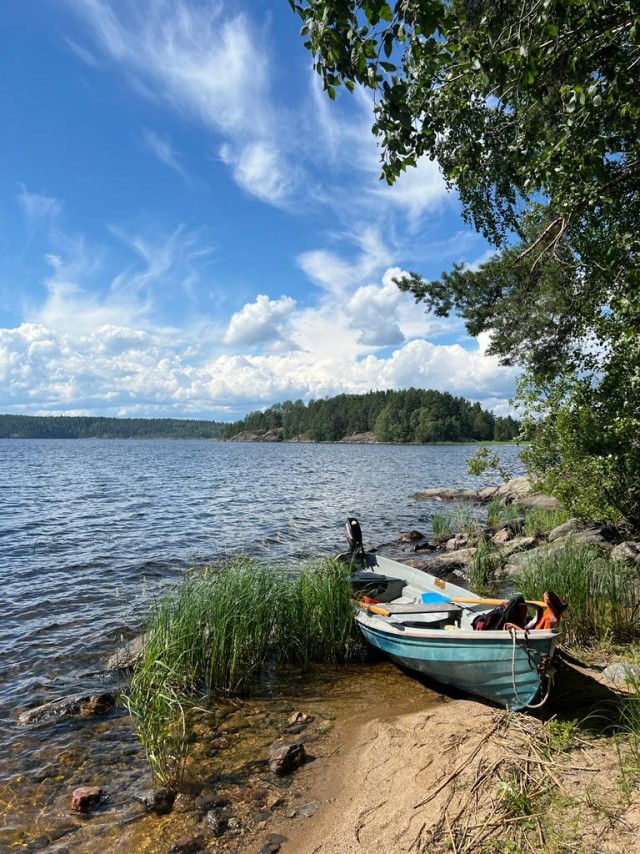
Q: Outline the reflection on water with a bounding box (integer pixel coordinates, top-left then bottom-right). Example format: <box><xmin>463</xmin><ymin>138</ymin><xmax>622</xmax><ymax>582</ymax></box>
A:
<box><xmin>0</xmin><ymin>439</ymin><xmax>523</xmax><ymax>850</ymax></box>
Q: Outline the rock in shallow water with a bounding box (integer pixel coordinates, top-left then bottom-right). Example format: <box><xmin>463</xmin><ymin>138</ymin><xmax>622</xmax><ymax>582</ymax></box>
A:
<box><xmin>268</xmin><ymin>743</ymin><xmax>307</xmax><ymax>776</ymax></box>
<box><xmin>18</xmin><ymin>692</ymin><xmax>116</xmax><ymax>725</ymax></box>
<box><xmin>71</xmin><ymin>786</ymin><xmax>102</xmax><ymax>812</ymax></box>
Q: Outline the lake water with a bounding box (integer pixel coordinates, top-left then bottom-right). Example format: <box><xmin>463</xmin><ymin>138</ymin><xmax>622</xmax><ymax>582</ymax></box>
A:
<box><xmin>0</xmin><ymin>439</ymin><xmax>523</xmax><ymax>849</ymax></box>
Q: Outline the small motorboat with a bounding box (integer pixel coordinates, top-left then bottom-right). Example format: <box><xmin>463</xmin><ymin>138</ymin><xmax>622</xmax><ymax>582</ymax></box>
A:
<box><xmin>345</xmin><ymin>519</ymin><xmax>560</xmax><ymax>711</ymax></box>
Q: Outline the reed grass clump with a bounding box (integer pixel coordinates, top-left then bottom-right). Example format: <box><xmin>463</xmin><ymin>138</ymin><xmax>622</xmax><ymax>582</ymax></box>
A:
<box><xmin>485</xmin><ymin>497</ymin><xmax>523</xmax><ymax>526</ymax></box>
<box><xmin>515</xmin><ymin>543</ymin><xmax>640</xmax><ymax>646</ymax></box>
<box><xmin>468</xmin><ymin>541</ymin><xmax>501</xmax><ymax>596</ymax></box>
<box><xmin>432</xmin><ymin>503</ymin><xmax>482</xmax><ymax>543</ymax></box>
<box><xmin>522</xmin><ymin>506</ymin><xmax>570</xmax><ymax>536</ymax></box>
<box><xmin>126</xmin><ymin>556</ymin><xmax>366</xmax><ymax>786</ymax></box>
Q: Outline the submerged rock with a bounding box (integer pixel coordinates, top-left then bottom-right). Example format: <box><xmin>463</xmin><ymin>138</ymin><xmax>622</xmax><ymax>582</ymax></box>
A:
<box><xmin>268</xmin><ymin>743</ymin><xmax>307</xmax><ymax>776</ymax></box>
<box><xmin>168</xmin><ymin>835</ymin><xmax>203</xmax><ymax>854</ymax></box>
<box><xmin>136</xmin><ymin>788</ymin><xmax>176</xmax><ymax>815</ymax></box>
<box><xmin>71</xmin><ymin>786</ymin><xmax>102</xmax><ymax>812</ymax></box>
<box><xmin>18</xmin><ymin>691</ymin><xmax>116</xmax><ymax>725</ymax></box>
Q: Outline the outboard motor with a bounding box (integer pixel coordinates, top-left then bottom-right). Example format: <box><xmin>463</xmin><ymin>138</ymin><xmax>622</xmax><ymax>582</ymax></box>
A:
<box><xmin>345</xmin><ymin>517</ymin><xmax>364</xmax><ymax>556</ymax></box>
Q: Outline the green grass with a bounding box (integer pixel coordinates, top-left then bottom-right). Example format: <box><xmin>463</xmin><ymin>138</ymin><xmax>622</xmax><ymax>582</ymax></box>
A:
<box><xmin>431</xmin><ymin>503</ymin><xmax>483</xmax><ymax>543</ymax></box>
<box><xmin>522</xmin><ymin>507</ymin><xmax>570</xmax><ymax>537</ymax></box>
<box><xmin>515</xmin><ymin>543</ymin><xmax>640</xmax><ymax>647</ymax></box>
<box><xmin>486</xmin><ymin>497</ymin><xmax>523</xmax><ymax>526</ymax></box>
<box><xmin>126</xmin><ymin>556</ymin><xmax>366</xmax><ymax>787</ymax></box>
<box><xmin>468</xmin><ymin>540</ymin><xmax>501</xmax><ymax>596</ymax></box>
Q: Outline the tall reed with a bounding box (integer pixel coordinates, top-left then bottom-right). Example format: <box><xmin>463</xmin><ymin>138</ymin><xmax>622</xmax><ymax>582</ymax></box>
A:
<box><xmin>516</xmin><ymin>544</ymin><xmax>640</xmax><ymax>646</ymax></box>
<box><xmin>126</xmin><ymin>556</ymin><xmax>366</xmax><ymax>786</ymax></box>
<box><xmin>468</xmin><ymin>541</ymin><xmax>501</xmax><ymax>596</ymax></box>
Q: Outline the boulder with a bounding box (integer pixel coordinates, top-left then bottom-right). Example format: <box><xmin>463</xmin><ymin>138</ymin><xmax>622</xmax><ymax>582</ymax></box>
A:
<box><xmin>445</xmin><ymin>533</ymin><xmax>470</xmax><ymax>551</ymax></box>
<box><xmin>106</xmin><ymin>635</ymin><xmax>144</xmax><ymax>670</ymax></box>
<box><xmin>136</xmin><ymin>788</ymin><xmax>176</xmax><ymax>816</ymax></box>
<box><xmin>19</xmin><ymin>692</ymin><xmax>116</xmax><ymax>725</ymax></box>
<box><xmin>417</xmin><ymin>548</ymin><xmax>477</xmax><ymax>573</ymax></box>
<box><xmin>398</xmin><ymin>530</ymin><xmax>424</xmax><ymax>542</ymax></box>
<box><xmin>268</xmin><ymin>743</ymin><xmax>307</xmax><ymax>776</ymax></box>
<box><xmin>611</xmin><ymin>542</ymin><xmax>640</xmax><ymax>564</ymax></box>
<box><xmin>500</xmin><ymin>536</ymin><xmax>537</xmax><ymax>559</ymax></box>
<box><xmin>603</xmin><ymin>663</ymin><xmax>640</xmax><ymax>686</ymax></box>
<box><xmin>71</xmin><ymin>786</ymin><xmax>102</xmax><ymax>812</ymax></box>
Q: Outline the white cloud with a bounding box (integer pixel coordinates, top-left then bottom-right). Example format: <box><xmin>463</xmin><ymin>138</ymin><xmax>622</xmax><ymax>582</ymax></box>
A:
<box><xmin>373</xmin><ymin>156</ymin><xmax>450</xmax><ymax>222</ymax></box>
<box><xmin>223</xmin><ymin>294</ymin><xmax>297</xmax><ymax>347</ymax></box>
<box><xmin>26</xmin><ymin>222</ymin><xmax>215</xmax><ymax>339</ymax></box>
<box><xmin>16</xmin><ymin>187</ymin><xmax>63</xmax><ymax>234</ymax></box>
<box><xmin>219</xmin><ymin>141</ymin><xmax>293</xmax><ymax>205</ymax></box>
<box><xmin>345</xmin><ymin>270</ymin><xmax>406</xmax><ymax>346</ymax></box>
<box><xmin>297</xmin><ymin>226</ymin><xmax>394</xmax><ymax>296</ymax></box>
<box><xmin>65</xmin><ymin>0</ymin><xmax>293</xmax><ymax>204</ymax></box>
<box><xmin>142</xmin><ymin>128</ymin><xmax>190</xmax><ymax>182</ymax></box>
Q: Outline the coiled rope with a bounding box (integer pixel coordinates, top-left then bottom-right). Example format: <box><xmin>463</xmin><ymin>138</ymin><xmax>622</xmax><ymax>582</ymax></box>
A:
<box><xmin>508</xmin><ymin>626</ymin><xmax>554</xmax><ymax>710</ymax></box>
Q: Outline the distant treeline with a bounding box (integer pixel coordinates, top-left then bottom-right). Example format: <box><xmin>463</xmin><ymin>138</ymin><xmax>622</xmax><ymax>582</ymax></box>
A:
<box><xmin>0</xmin><ymin>414</ymin><xmax>226</xmax><ymax>439</ymax></box>
<box><xmin>223</xmin><ymin>389</ymin><xmax>520</xmax><ymax>443</ymax></box>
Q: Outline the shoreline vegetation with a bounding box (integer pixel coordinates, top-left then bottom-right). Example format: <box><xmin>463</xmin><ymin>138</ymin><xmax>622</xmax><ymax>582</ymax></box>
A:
<box><xmin>97</xmin><ymin>478</ymin><xmax>640</xmax><ymax>853</ymax></box>
<box><xmin>0</xmin><ymin>413</ymin><xmax>226</xmax><ymax>439</ymax></box>
<box><xmin>0</xmin><ymin>387</ymin><xmax>520</xmax><ymax>443</ymax></box>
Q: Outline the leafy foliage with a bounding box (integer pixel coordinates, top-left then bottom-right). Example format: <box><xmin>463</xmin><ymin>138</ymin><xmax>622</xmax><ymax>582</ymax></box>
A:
<box><xmin>291</xmin><ymin>0</ymin><xmax>640</xmax><ymax>531</ymax></box>
<box><xmin>292</xmin><ymin>1</ymin><xmax>640</xmax><ymax>251</ymax></box>
<box><xmin>222</xmin><ymin>388</ymin><xmax>519</xmax><ymax>443</ymax></box>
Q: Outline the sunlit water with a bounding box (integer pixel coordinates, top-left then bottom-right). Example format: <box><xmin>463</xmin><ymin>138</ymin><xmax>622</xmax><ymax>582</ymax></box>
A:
<box><xmin>0</xmin><ymin>439</ymin><xmax>523</xmax><ymax>850</ymax></box>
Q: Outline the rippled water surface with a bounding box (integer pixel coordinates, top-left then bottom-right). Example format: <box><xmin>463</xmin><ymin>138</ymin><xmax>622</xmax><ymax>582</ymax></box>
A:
<box><xmin>0</xmin><ymin>439</ymin><xmax>522</xmax><ymax>849</ymax></box>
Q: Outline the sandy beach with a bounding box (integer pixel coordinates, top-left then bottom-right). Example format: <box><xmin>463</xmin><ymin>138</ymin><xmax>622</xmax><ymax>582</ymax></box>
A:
<box><xmin>273</xmin><ymin>662</ymin><xmax>640</xmax><ymax>854</ymax></box>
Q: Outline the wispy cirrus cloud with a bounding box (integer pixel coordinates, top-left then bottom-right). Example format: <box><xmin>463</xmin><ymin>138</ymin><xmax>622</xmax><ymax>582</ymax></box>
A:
<box><xmin>141</xmin><ymin>128</ymin><xmax>190</xmax><ymax>183</ymax></box>
<box><xmin>16</xmin><ymin>186</ymin><xmax>63</xmax><ymax>238</ymax></box>
<box><xmin>64</xmin><ymin>0</ymin><xmax>294</xmax><ymax>206</ymax></box>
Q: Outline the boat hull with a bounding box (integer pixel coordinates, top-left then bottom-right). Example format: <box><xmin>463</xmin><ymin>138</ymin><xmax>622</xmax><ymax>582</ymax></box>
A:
<box><xmin>357</xmin><ymin>620</ymin><xmax>556</xmax><ymax>711</ymax></box>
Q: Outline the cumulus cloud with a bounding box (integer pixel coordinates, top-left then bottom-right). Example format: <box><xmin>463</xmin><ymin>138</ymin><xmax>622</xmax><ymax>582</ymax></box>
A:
<box><xmin>0</xmin><ymin>311</ymin><xmax>518</xmax><ymax>418</ymax></box>
<box><xmin>223</xmin><ymin>294</ymin><xmax>297</xmax><ymax>347</ymax></box>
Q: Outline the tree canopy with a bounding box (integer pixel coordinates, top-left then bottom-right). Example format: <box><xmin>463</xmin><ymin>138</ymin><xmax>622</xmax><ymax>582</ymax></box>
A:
<box><xmin>0</xmin><ymin>414</ymin><xmax>226</xmax><ymax>439</ymax></box>
<box><xmin>292</xmin><ymin>0</ymin><xmax>640</xmax><ymax>530</ymax></box>
<box><xmin>291</xmin><ymin>1</ymin><xmax>640</xmax><ymax>249</ymax></box>
<box><xmin>223</xmin><ymin>388</ymin><xmax>519</xmax><ymax>444</ymax></box>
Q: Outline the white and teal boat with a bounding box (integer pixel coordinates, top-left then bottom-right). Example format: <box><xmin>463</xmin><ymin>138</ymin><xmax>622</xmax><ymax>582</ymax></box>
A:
<box><xmin>347</xmin><ymin>521</ymin><xmax>559</xmax><ymax>711</ymax></box>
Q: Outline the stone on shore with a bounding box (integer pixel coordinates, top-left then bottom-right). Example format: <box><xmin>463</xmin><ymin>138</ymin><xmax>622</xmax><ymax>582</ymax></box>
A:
<box><xmin>415</xmin><ymin>476</ymin><xmax>560</xmax><ymax>510</ymax></box>
<box><xmin>106</xmin><ymin>635</ymin><xmax>144</xmax><ymax>670</ymax></box>
<box><xmin>603</xmin><ymin>663</ymin><xmax>640</xmax><ymax>685</ymax></box>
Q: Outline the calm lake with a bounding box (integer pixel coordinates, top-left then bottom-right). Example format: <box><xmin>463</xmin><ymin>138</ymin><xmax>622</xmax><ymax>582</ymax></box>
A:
<box><xmin>0</xmin><ymin>439</ymin><xmax>522</xmax><ymax>849</ymax></box>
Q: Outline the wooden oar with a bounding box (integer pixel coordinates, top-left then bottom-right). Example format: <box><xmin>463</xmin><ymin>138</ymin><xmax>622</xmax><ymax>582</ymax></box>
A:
<box><xmin>451</xmin><ymin>596</ymin><xmax>545</xmax><ymax>608</ymax></box>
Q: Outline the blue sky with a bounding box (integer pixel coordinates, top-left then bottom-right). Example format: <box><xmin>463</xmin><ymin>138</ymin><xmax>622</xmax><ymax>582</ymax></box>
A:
<box><xmin>0</xmin><ymin>0</ymin><xmax>517</xmax><ymax>421</ymax></box>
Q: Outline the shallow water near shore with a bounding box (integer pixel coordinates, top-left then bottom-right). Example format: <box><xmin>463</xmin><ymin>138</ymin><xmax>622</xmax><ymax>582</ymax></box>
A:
<box><xmin>0</xmin><ymin>439</ymin><xmax>523</xmax><ymax>850</ymax></box>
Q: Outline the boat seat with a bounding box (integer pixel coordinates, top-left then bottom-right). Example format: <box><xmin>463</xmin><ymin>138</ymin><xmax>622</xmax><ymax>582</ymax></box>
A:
<box><xmin>379</xmin><ymin>602</ymin><xmax>462</xmax><ymax>614</ymax></box>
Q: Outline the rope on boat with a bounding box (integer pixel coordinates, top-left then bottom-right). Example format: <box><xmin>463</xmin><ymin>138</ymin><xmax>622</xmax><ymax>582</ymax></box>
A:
<box><xmin>508</xmin><ymin>627</ymin><xmax>554</xmax><ymax>710</ymax></box>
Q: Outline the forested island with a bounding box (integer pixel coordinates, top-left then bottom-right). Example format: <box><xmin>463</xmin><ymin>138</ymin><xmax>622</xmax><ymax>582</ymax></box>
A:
<box><xmin>222</xmin><ymin>389</ymin><xmax>519</xmax><ymax>443</ymax></box>
<box><xmin>0</xmin><ymin>414</ymin><xmax>226</xmax><ymax>439</ymax></box>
